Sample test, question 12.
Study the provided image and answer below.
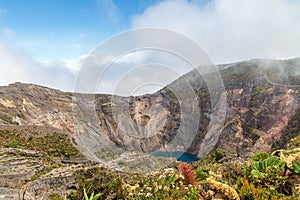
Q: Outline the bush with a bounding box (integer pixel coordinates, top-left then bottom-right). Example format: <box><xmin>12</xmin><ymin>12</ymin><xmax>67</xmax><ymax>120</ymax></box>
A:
<box><xmin>252</xmin><ymin>152</ymin><xmax>269</xmax><ymax>161</ymax></box>
<box><xmin>251</xmin><ymin>156</ymin><xmax>287</xmax><ymax>187</ymax></box>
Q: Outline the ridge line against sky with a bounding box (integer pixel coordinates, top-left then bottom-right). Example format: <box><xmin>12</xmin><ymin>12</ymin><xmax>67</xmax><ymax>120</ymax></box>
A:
<box><xmin>0</xmin><ymin>0</ymin><xmax>300</xmax><ymax>93</ymax></box>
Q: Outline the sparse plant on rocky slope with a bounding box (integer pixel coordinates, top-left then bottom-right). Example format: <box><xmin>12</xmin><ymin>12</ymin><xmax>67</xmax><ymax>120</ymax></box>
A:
<box><xmin>178</xmin><ymin>162</ymin><xmax>198</xmax><ymax>186</ymax></box>
<box><xmin>84</xmin><ymin>188</ymin><xmax>102</xmax><ymax>200</ymax></box>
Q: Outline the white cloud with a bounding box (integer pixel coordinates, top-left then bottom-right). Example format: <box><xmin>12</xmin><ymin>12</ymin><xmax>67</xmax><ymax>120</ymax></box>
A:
<box><xmin>62</xmin><ymin>54</ymin><xmax>90</xmax><ymax>73</ymax></box>
<box><xmin>0</xmin><ymin>42</ymin><xmax>33</xmax><ymax>83</ymax></box>
<box><xmin>93</xmin><ymin>50</ymin><xmax>193</xmax><ymax>95</ymax></box>
<box><xmin>132</xmin><ymin>0</ymin><xmax>300</xmax><ymax>63</ymax></box>
<box><xmin>0</xmin><ymin>42</ymin><xmax>75</xmax><ymax>91</ymax></box>
<box><xmin>1</xmin><ymin>28</ymin><xmax>16</xmax><ymax>38</ymax></box>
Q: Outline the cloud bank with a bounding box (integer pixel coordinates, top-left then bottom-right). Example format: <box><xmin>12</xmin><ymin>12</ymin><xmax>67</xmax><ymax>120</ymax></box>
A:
<box><xmin>0</xmin><ymin>42</ymin><xmax>75</xmax><ymax>91</ymax></box>
<box><xmin>132</xmin><ymin>0</ymin><xmax>300</xmax><ymax>64</ymax></box>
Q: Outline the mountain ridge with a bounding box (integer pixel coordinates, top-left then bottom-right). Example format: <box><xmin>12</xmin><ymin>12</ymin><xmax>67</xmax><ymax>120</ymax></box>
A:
<box><xmin>0</xmin><ymin>58</ymin><xmax>299</xmax><ymax>198</ymax></box>
<box><xmin>0</xmin><ymin>58</ymin><xmax>299</xmax><ymax>160</ymax></box>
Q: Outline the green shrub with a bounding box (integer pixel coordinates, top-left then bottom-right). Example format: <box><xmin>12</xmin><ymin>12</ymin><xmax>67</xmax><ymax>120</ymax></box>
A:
<box><xmin>4</xmin><ymin>139</ymin><xmax>23</xmax><ymax>148</ymax></box>
<box><xmin>84</xmin><ymin>188</ymin><xmax>102</xmax><ymax>200</ymax></box>
<box><xmin>252</xmin><ymin>152</ymin><xmax>269</xmax><ymax>161</ymax></box>
<box><xmin>291</xmin><ymin>162</ymin><xmax>300</xmax><ymax>174</ymax></box>
<box><xmin>196</xmin><ymin>167</ymin><xmax>208</xmax><ymax>180</ymax></box>
<box><xmin>0</xmin><ymin>130</ymin><xmax>80</xmax><ymax>158</ymax></box>
<box><xmin>215</xmin><ymin>148</ymin><xmax>224</xmax><ymax>161</ymax></box>
<box><xmin>251</xmin><ymin>156</ymin><xmax>286</xmax><ymax>187</ymax></box>
<box><xmin>237</xmin><ymin>179</ymin><xmax>287</xmax><ymax>200</ymax></box>
<box><xmin>68</xmin><ymin>166</ymin><xmax>125</xmax><ymax>200</ymax></box>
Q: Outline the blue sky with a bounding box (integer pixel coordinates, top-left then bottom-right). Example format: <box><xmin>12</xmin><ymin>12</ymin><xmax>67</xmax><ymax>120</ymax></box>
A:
<box><xmin>0</xmin><ymin>0</ymin><xmax>300</xmax><ymax>93</ymax></box>
<box><xmin>0</xmin><ymin>0</ymin><xmax>160</xmax><ymax>60</ymax></box>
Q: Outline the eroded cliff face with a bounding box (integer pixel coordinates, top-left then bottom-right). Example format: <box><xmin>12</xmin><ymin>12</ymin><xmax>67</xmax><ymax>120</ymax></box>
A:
<box><xmin>215</xmin><ymin>78</ymin><xmax>298</xmax><ymax>156</ymax></box>
<box><xmin>0</xmin><ymin>83</ymin><xmax>74</xmax><ymax>133</ymax></box>
<box><xmin>0</xmin><ymin>58</ymin><xmax>299</xmax><ymax>159</ymax></box>
<box><xmin>95</xmin><ymin>92</ymin><xmax>181</xmax><ymax>152</ymax></box>
<box><xmin>212</xmin><ymin>59</ymin><xmax>300</xmax><ymax>156</ymax></box>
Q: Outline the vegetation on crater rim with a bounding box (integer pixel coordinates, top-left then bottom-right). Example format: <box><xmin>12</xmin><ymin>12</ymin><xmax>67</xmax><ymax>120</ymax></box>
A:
<box><xmin>64</xmin><ymin>147</ymin><xmax>300</xmax><ymax>200</ymax></box>
<box><xmin>1</xmin><ymin>127</ymin><xmax>296</xmax><ymax>199</ymax></box>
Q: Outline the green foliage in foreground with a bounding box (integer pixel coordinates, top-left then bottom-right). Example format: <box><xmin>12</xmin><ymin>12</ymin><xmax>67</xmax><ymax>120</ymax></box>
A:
<box><xmin>251</xmin><ymin>156</ymin><xmax>286</xmax><ymax>187</ymax></box>
<box><xmin>67</xmin><ymin>149</ymin><xmax>300</xmax><ymax>200</ymax></box>
<box><xmin>292</xmin><ymin>162</ymin><xmax>300</xmax><ymax>174</ymax></box>
<box><xmin>68</xmin><ymin>166</ymin><xmax>203</xmax><ymax>200</ymax></box>
<box><xmin>252</xmin><ymin>152</ymin><xmax>269</xmax><ymax>161</ymax></box>
<box><xmin>84</xmin><ymin>188</ymin><xmax>102</xmax><ymax>200</ymax></box>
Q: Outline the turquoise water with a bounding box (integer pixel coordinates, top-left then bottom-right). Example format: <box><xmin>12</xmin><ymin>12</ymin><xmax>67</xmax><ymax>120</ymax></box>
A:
<box><xmin>152</xmin><ymin>151</ymin><xmax>200</xmax><ymax>163</ymax></box>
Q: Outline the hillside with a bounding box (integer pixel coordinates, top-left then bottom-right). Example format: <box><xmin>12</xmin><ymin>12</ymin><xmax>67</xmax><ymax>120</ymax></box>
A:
<box><xmin>0</xmin><ymin>58</ymin><xmax>299</xmax><ymax>199</ymax></box>
<box><xmin>1</xmin><ymin>59</ymin><xmax>299</xmax><ymax>157</ymax></box>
